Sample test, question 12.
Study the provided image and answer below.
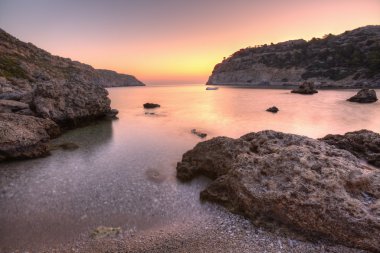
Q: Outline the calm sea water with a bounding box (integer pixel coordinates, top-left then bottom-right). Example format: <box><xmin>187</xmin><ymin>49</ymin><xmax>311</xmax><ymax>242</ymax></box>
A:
<box><xmin>1</xmin><ymin>85</ymin><xmax>379</xmax><ymax>251</ymax></box>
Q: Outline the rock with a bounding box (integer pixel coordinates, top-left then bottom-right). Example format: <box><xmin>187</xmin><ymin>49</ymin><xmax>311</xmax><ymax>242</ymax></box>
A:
<box><xmin>90</xmin><ymin>226</ymin><xmax>122</xmax><ymax>239</ymax></box>
<box><xmin>51</xmin><ymin>142</ymin><xmax>79</xmax><ymax>151</ymax></box>
<box><xmin>347</xmin><ymin>89</ymin><xmax>378</xmax><ymax>103</ymax></box>
<box><xmin>291</xmin><ymin>82</ymin><xmax>318</xmax><ymax>95</ymax></box>
<box><xmin>0</xmin><ymin>113</ymin><xmax>60</xmax><ymax>161</ymax></box>
<box><xmin>32</xmin><ymin>80</ymin><xmax>112</xmax><ymax>127</ymax></box>
<box><xmin>321</xmin><ymin>130</ymin><xmax>380</xmax><ymax>168</ymax></box>
<box><xmin>0</xmin><ymin>99</ymin><xmax>30</xmax><ymax>114</ymax></box>
<box><xmin>105</xmin><ymin>108</ymin><xmax>119</xmax><ymax>119</ymax></box>
<box><xmin>143</xmin><ymin>103</ymin><xmax>160</xmax><ymax>109</ymax></box>
<box><xmin>266</xmin><ymin>106</ymin><xmax>279</xmax><ymax>113</ymax></box>
<box><xmin>191</xmin><ymin>129</ymin><xmax>207</xmax><ymax>139</ymax></box>
<box><xmin>176</xmin><ymin>130</ymin><xmax>380</xmax><ymax>252</ymax></box>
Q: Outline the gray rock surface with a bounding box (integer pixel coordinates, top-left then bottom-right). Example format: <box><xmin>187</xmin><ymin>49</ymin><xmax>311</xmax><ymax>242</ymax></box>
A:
<box><xmin>177</xmin><ymin>130</ymin><xmax>380</xmax><ymax>252</ymax></box>
<box><xmin>0</xmin><ymin>113</ymin><xmax>60</xmax><ymax>160</ymax></box>
<box><xmin>207</xmin><ymin>26</ymin><xmax>380</xmax><ymax>88</ymax></box>
<box><xmin>347</xmin><ymin>89</ymin><xmax>378</xmax><ymax>103</ymax></box>
<box><xmin>321</xmin><ymin>130</ymin><xmax>380</xmax><ymax>168</ymax></box>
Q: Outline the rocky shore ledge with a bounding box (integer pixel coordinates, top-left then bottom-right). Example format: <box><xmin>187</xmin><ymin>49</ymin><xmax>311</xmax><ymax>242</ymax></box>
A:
<box><xmin>177</xmin><ymin>130</ymin><xmax>380</xmax><ymax>252</ymax></box>
<box><xmin>0</xmin><ymin>29</ymin><xmax>137</xmax><ymax>161</ymax></box>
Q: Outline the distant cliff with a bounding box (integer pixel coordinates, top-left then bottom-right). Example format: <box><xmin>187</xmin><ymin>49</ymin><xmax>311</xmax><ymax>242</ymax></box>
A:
<box><xmin>208</xmin><ymin>25</ymin><xmax>380</xmax><ymax>88</ymax></box>
<box><xmin>0</xmin><ymin>28</ymin><xmax>145</xmax><ymax>89</ymax></box>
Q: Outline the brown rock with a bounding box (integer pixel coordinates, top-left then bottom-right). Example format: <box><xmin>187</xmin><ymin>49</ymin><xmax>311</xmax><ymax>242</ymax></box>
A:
<box><xmin>321</xmin><ymin>130</ymin><xmax>380</xmax><ymax>168</ymax></box>
<box><xmin>0</xmin><ymin>113</ymin><xmax>60</xmax><ymax>161</ymax></box>
<box><xmin>347</xmin><ymin>89</ymin><xmax>378</xmax><ymax>103</ymax></box>
<box><xmin>291</xmin><ymin>82</ymin><xmax>318</xmax><ymax>95</ymax></box>
<box><xmin>176</xmin><ymin>130</ymin><xmax>380</xmax><ymax>252</ymax></box>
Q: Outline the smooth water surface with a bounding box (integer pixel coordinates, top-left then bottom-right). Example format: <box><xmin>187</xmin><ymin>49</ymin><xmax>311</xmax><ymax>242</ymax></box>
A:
<box><xmin>1</xmin><ymin>85</ymin><xmax>379</xmax><ymax>251</ymax></box>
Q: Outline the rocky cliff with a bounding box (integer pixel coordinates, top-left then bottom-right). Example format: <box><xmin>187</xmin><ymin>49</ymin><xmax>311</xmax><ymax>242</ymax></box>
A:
<box><xmin>0</xmin><ymin>28</ymin><xmax>135</xmax><ymax>161</ymax></box>
<box><xmin>208</xmin><ymin>25</ymin><xmax>380</xmax><ymax>88</ymax></box>
<box><xmin>0</xmin><ymin>28</ymin><xmax>144</xmax><ymax>89</ymax></box>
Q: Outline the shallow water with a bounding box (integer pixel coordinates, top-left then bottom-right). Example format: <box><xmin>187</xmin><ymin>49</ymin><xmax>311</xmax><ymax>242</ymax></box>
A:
<box><xmin>1</xmin><ymin>85</ymin><xmax>379</xmax><ymax>251</ymax></box>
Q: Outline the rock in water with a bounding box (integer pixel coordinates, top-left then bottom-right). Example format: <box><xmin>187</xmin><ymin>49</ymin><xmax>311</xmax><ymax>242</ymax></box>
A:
<box><xmin>0</xmin><ymin>113</ymin><xmax>60</xmax><ymax>160</ymax></box>
<box><xmin>176</xmin><ymin>130</ymin><xmax>380</xmax><ymax>251</ymax></box>
<box><xmin>191</xmin><ymin>129</ymin><xmax>207</xmax><ymax>138</ymax></box>
<box><xmin>291</xmin><ymin>82</ymin><xmax>318</xmax><ymax>95</ymax></box>
<box><xmin>143</xmin><ymin>103</ymin><xmax>160</xmax><ymax>109</ymax></box>
<box><xmin>90</xmin><ymin>226</ymin><xmax>122</xmax><ymax>239</ymax></box>
<box><xmin>321</xmin><ymin>130</ymin><xmax>380</xmax><ymax>168</ymax></box>
<box><xmin>347</xmin><ymin>89</ymin><xmax>378</xmax><ymax>103</ymax></box>
<box><xmin>266</xmin><ymin>106</ymin><xmax>279</xmax><ymax>113</ymax></box>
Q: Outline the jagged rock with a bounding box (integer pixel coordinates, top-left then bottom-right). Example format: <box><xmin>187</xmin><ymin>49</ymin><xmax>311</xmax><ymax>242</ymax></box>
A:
<box><xmin>0</xmin><ymin>113</ymin><xmax>60</xmax><ymax>161</ymax></box>
<box><xmin>207</xmin><ymin>26</ymin><xmax>380</xmax><ymax>88</ymax></box>
<box><xmin>0</xmin><ymin>99</ymin><xmax>30</xmax><ymax>114</ymax></box>
<box><xmin>266</xmin><ymin>106</ymin><xmax>279</xmax><ymax>113</ymax></box>
<box><xmin>143</xmin><ymin>103</ymin><xmax>160</xmax><ymax>109</ymax></box>
<box><xmin>321</xmin><ymin>130</ymin><xmax>380</xmax><ymax>168</ymax></box>
<box><xmin>32</xmin><ymin>80</ymin><xmax>112</xmax><ymax>127</ymax></box>
<box><xmin>347</xmin><ymin>89</ymin><xmax>378</xmax><ymax>103</ymax></box>
<box><xmin>291</xmin><ymin>82</ymin><xmax>318</xmax><ymax>95</ymax></box>
<box><xmin>105</xmin><ymin>108</ymin><xmax>119</xmax><ymax>119</ymax></box>
<box><xmin>177</xmin><ymin>130</ymin><xmax>380</xmax><ymax>252</ymax></box>
<box><xmin>191</xmin><ymin>129</ymin><xmax>207</xmax><ymax>139</ymax></box>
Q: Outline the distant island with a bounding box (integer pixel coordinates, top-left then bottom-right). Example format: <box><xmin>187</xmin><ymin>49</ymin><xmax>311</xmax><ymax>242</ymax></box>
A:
<box><xmin>0</xmin><ymin>28</ymin><xmax>145</xmax><ymax>90</ymax></box>
<box><xmin>207</xmin><ymin>25</ymin><xmax>380</xmax><ymax>88</ymax></box>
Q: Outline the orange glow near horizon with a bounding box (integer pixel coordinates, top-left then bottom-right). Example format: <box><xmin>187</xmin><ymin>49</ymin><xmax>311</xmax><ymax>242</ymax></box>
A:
<box><xmin>1</xmin><ymin>0</ymin><xmax>379</xmax><ymax>84</ymax></box>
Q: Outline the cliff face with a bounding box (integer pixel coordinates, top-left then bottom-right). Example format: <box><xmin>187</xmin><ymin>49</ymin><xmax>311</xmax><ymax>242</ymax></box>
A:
<box><xmin>208</xmin><ymin>26</ymin><xmax>380</xmax><ymax>88</ymax></box>
<box><xmin>0</xmin><ymin>28</ymin><xmax>144</xmax><ymax>89</ymax></box>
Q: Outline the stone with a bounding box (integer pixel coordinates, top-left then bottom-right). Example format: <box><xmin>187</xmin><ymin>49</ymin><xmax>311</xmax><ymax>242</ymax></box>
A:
<box><xmin>321</xmin><ymin>130</ymin><xmax>380</xmax><ymax>168</ymax></box>
<box><xmin>176</xmin><ymin>130</ymin><xmax>380</xmax><ymax>252</ymax></box>
<box><xmin>291</xmin><ymin>82</ymin><xmax>318</xmax><ymax>95</ymax></box>
<box><xmin>0</xmin><ymin>99</ymin><xmax>30</xmax><ymax>113</ymax></box>
<box><xmin>106</xmin><ymin>108</ymin><xmax>119</xmax><ymax>119</ymax></box>
<box><xmin>0</xmin><ymin>113</ymin><xmax>60</xmax><ymax>161</ymax></box>
<box><xmin>143</xmin><ymin>103</ymin><xmax>160</xmax><ymax>109</ymax></box>
<box><xmin>191</xmin><ymin>129</ymin><xmax>207</xmax><ymax>139</ymax></box>
<box><xmin>90</xmin><ymin>226</ymin><xmax>122</xmax><ymax>239</ymax></box>
<box><xmin>266</xmin><ymin>106</ymin><xmax>279</xmax><ymax>113</ymax></box>
<box><xmin>347</xmin><ymin>89</ymin><xmax>378</xmax><ymax>103</ymax></box>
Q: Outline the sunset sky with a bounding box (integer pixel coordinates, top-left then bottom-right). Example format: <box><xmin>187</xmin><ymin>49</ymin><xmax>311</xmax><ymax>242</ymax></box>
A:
<box><xmin>1</xmin><ymin>0</ymin><xmax>379</xmax><ymax>84</ymax></box>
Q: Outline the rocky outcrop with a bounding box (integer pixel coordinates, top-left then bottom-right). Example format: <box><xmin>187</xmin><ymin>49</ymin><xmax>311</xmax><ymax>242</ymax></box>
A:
<box><xmin>321</xmin><ymin>130</ymin><xmax>380</xmax><ymax>168</ymax></box>
<box><xmin>0</xmin><ymin>113</ymin><xmax>60</xmax><ymax>160</ymax></box>
<box><xmin>0</xmin><ymin>29</ymin><xmax>129</xmax><ymax>161</ymax></box>
<box><xmin>347</xmin><ymin>89</ymin><xmax>378</xmax><ymax>103</ymax></box>
<box><xmin>266</xmin><ymin>106</ymin><xmax>279</xmax><ymax>113</ymax></box>
<box><xmin>0</xmin><ymin>28</ymin><xmax>144</xmax><ymax>89</ymax></box>
<box><xmin>207</xmin><ymin>26</ymin><xmax>380</xmax><ymax>88</ymax></box>
<box><xmin>143</xmin><ymin>103</ymin><xmax>160</xmax><ymax>109</ymax></box>
<box><xmin>291</xmin><ymin>82</ymin><xmax>318</xmax><ymax>95</ymax></box>
<box><xmin>177</xmin><ymin>130</ymin><xmax>380</xmax><ymax>252</ymax></box>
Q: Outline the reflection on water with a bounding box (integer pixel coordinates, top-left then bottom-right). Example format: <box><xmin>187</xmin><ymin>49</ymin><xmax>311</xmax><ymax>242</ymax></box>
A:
<box><xmin>0</xmin><ymin>85</ymin><xmax>379</xmax><ymax>251</ymax></box>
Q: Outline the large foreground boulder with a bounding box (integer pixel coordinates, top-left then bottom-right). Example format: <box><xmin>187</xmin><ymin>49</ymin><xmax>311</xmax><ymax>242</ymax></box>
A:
<box><xmin>347</xmin><ymin>89</ymin><xmax>378</xmax><ymax>103</ymax></box>
<box><xmin>176</xmin><ymin>130</ymin><xmax>380</xmax><ymax>252</ymax></box>
<box><xmin>0</xmin><ymin>113</ymin><xmax>60</xmax><ymax>161</ymax></box>
<box><xmin>321</xmin><ymin>130</ymin><xmax>380</xmax><ymax>168</ymax></box>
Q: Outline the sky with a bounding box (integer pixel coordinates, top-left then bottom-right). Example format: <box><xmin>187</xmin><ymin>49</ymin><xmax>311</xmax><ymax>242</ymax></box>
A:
<box><xmin>0</xmin><ymin>0</ymin><xmax>379</xmax><ymax>85</ymax></box>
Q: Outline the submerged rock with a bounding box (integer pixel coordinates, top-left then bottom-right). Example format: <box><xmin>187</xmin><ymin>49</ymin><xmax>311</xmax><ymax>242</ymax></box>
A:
<box><xmin>0</xmin><ymin>113</ymin><xmax>60</xmax><ymax>161</ymax></box>
<box><xmin>266</xmin><ymin>106</ymin><xmax>279</xmax><ymax>113</ymax></box>
<box><xmin>191</xmin><ymin>129</ymin><xmax>207</xmax><ymax>139</ymax></box>
<box><xmin>291</xmin><ymin>82</ymin><xmax>318</xmax><ymax>95</ymax></box>
<box><xmin>321</xmin><ymin>130</ymin><xmax>380</xmax><ymax>168</ymax></box>
<box><xmin>50</xmin><ymin>142</ymin><xmax>80</xmax><ymax>151</ymax></box>
<box><xmin>176</xmin><ymin>130</ymin><xmax>380</xmax><ymax>252</ymax></box>
<box><xmin>143</xmin><ymin>103</ymin><xmax>160</xmax><ymax>109</ymax></box>
<box><xmin>347</xmin><ymin>89</ymin><xmax>378</xmax><ymax>103</ymax></box>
